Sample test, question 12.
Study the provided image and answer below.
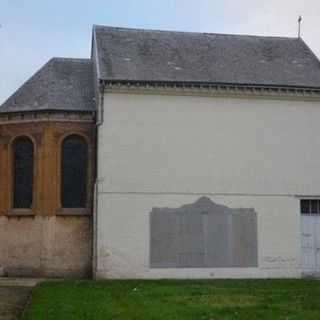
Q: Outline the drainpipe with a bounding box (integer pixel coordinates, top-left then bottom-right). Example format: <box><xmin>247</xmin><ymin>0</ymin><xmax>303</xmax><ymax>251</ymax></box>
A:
<box><xmin>93</xmin><ymin>81</ymin><xmax>105</xmax><ymax>279</ymax></box>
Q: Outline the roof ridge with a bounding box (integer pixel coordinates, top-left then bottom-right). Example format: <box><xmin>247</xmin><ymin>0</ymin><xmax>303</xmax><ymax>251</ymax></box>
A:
<box><xmin>93</xmin><ymin>24</ymin><xmax>298</xmax><ymax>40</ymax></box>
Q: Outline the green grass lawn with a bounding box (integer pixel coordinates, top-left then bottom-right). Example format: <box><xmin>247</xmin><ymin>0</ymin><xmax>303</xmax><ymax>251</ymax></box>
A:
<box><xmin>22</xmin><ymin>280</ymin><xmax>320</xmax><ymax>320</ymax></box>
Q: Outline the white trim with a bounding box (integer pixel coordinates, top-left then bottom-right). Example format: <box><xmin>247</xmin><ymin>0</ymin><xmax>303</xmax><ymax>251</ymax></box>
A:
<box><xmin>92</xmin><ymin>25</ymin><xmax>102</xmax><ymax>80</ymax></box>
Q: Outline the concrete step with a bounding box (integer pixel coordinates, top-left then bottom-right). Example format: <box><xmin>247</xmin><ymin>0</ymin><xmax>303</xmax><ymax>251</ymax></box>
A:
<box><xmin>0</xmin><ymin>278</ymin><xmax>44</xmax><ymax>287</ymax></box>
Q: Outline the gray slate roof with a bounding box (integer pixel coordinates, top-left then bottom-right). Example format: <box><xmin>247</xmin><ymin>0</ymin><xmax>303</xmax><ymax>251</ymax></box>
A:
<box><xmin>94</xmin><ymin>25</ymin><xmax>320</xmax><ymax>88</ymax></box>
<box><xmin>2</xmin><ymin>26</ymin><xmax>320</xmax><ymax>114</ymax></box>
<box><xmin>0</xmin><ymin>58</ymin><xmax>95</xmax><ymax>114</ymax></box>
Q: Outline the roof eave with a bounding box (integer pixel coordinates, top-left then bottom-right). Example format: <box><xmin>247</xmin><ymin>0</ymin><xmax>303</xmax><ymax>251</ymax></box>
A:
<box><xmin>0</xmin><ymin>108</ymin><xmax>96</xmax><ymax>116</ymax></box>
<box><xmin>100</xmin><ymin>79</ymin><xmax>320</xmax><ymax>100</ymax></box>
<box><xmin>100</xmin><ymin>79</ymin><xmax>320</xmax><ymax>92</ymax></box>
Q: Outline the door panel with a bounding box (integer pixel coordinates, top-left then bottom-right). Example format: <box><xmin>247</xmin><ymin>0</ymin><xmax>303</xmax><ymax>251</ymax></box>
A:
<box><xmin>301</xmin><ymin>215</ymin><xmax>316</xmax><ymax>271</ymax></box>
<box><xmin>315</xmin><ymin>217</ymin><xmax>320</xmax><ymax>272</ymax></box>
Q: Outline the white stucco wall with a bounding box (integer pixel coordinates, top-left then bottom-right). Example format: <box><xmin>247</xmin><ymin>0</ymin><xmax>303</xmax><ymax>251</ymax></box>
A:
<box><xmin>96</xmin><ymin>92</ymin><xmax>320</xmax><ymax>279</ymax></box>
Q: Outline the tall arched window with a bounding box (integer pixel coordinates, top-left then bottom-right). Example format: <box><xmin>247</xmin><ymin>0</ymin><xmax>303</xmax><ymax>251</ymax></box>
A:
<box><xmin>13</xmin><ymin>136</ymin><xmax>34</xmax><ymax>209</ymax></box>
<box><xmin>61</xmin><ymin>135</ymin><xmax>88</xmax><ymax>208</ymax></box>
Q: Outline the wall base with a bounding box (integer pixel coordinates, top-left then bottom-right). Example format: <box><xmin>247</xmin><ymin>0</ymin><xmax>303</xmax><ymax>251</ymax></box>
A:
<box><xmin>0</xmin><ymin>215</ymin><xmax>92</xmax><ymax>278</ymax></box>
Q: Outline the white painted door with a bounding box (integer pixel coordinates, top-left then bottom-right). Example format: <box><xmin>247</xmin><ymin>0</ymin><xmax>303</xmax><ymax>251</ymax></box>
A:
<box><xmin>316</xmin><ymin>217</ymin><xmax>320</xmax><ymax>271</ymax></box>
<box><xmin>301</xmin><ymin>215</ymin><xmax>320</xmax><ymax>273</ymax></box>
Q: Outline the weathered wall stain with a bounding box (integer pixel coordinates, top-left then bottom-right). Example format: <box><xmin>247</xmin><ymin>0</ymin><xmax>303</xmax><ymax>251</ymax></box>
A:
<box><xmin>150</xmin><ymin>197</ymin><xmax>258</xmax><ymax>268</ymax></box>
<box><xmin>0</xmin><ymin>216</ymin><xmax>92</xmax><ymax>278</ymax></box>
<box><xmin>262</xmin><ymin>256</ymin><xmax>297</xmax><ymax>269</ymax></box>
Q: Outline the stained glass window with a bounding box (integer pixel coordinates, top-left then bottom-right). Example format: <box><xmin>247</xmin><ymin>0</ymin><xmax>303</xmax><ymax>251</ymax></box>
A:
<box><xmin>13</xmin><ymin>137</ymin><xmax>34</xmax><ymax>209</ymax></box>
<box><xmin>61</xmin><ymin>135</ymin><xmax>88</xmax><ymax>208</ymax></box>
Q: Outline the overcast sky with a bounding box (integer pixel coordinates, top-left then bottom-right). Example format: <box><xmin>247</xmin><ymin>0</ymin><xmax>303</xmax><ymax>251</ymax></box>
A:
<box><xmin>1</xmin><ymin>0</ymin><xmax>320</xmax><ymax>104</ymax></box>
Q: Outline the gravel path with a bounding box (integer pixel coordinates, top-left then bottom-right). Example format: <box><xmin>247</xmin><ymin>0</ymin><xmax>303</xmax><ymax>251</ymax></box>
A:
<box><xmin>0</xmin><ymin>286</ymin><xmax>31</xmax><ymax>320</ymax></box>
<box><xmin>0</xmin><ymin>278</ymin><xmax>43</xmax><ymax>320</ymax></box>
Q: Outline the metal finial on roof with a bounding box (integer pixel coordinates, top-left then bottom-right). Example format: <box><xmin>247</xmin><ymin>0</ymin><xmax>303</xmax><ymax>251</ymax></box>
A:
<box><xmin>298</xmin><ymin>15</ymin><xmax>302</xmax><ymax>38</ymax></box>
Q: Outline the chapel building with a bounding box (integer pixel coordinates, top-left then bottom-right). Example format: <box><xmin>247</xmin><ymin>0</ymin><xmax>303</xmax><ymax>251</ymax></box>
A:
<box><xmin>1</xmin><ymin>26</ymin><xmax>320</xmax><ymax>278</ymax></box>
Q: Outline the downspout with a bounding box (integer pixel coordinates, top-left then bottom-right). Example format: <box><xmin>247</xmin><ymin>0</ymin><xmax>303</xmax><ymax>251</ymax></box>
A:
<box><xmin>93</xmin><ymin>81</ymin><xmax>105</xmax><ymax>279</ymax></box>
<box><xmin>96</xmin><ymin>81</ymin><xmax>105</xmax><ymax>127</ymax></box>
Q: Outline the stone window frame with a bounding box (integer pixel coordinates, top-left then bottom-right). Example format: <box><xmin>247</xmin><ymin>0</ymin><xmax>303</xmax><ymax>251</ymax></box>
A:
<box><xmin>56</xmin><ymin>131</ymin><xmax>93</xmax><ymax>216</ymax></box>
<box><xmin>8</xmin><ymin>134</ymin><xmax>37</xmax><ymax>216</ymax></box>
